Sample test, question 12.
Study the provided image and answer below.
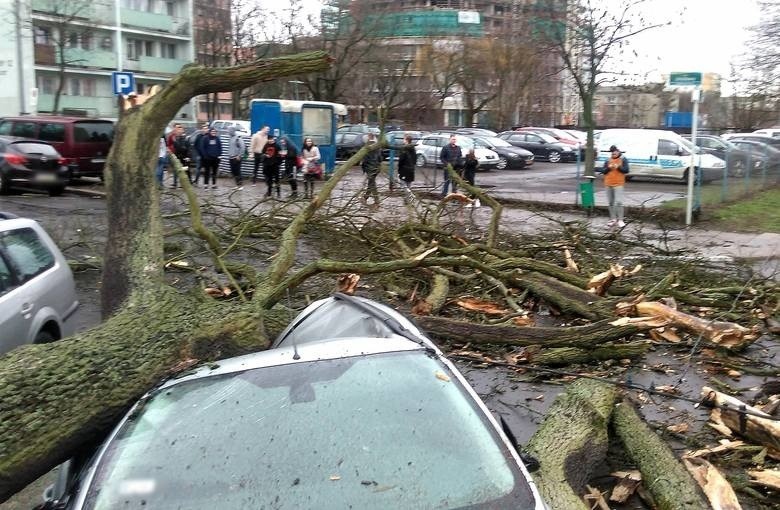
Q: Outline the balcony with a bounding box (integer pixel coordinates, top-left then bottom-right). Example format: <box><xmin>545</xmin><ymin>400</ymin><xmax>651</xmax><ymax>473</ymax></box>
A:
<box><xmin>32</xmin><ymin>0</ymin><xmax>114</xmax><ymax>24</ymax></box>
<box><xmin>37</xmin><ymin>94</ymin><xmax>119</xmax><ymax>117</ymax></box>
<box><xmin>63</xmin><ymin>48</ymin><xmax>117</xmax><ymax>70</ymax></box>
<box><xmin>120</xmin><ymin>9</ymin><xmax>190</xmax><ymax>35</ymax></box>
<box><xmin>124</xmin><ymin>56</ymin><xmax>188</xmax><ymax>75</ymax></box>
<box><xmin>34</xmin><ymin>44</ymin><xmax>55</xmax><ymax>65</ymax></box>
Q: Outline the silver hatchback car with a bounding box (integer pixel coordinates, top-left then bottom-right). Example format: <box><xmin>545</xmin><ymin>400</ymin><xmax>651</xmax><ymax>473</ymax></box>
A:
<box><xmin>0</xmin><ymin>214</ymin><xmax>79</xmax><ymax>354</ymax></box>
<box><xmin>43</xmin><ymin>294</ymin><xmax>547</xmax><ymax>509</ymax></box>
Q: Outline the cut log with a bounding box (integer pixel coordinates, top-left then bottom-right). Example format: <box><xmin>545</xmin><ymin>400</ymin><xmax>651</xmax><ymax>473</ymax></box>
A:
<box><xmin>682</xmin><ymin>456</ymin><xmax>742</xmax><ymax>510</ymax></box>
<box><xmin>701</xmin><ymin>387</ymin><xmax>780</xmax><ymax>459</ymax></box>
<box><xmin>747</xmin><ymin>469</ymin><xmax>780</xmax><ymax>491</ymax></box>
<box><xmin>511</xmin><ymin>272</ymin><xmax>610</xmax><ymax>321</ymax></box>
<box><xmin>634</xmin><ymin>301</ymin><xmax>758</xmax><ymax>350</ymax></box>
<box><xmin>532</xmin><ymin>341</ymin><xmax>650</xmax><ymax>366</ymax></box>
<box><xmin>612</xmin><ymin>400</ymin><xmax>709</xmax><ymax>510</ymax></box>
<box><xmin>415</xmin><ymin>316</ymin><xmax>649</xmax><ymax>348</ymax></box>
<box><xmin>525</xmin><ymin>379</ymin><xmax>618</xmax><ymax>510</ymax></box>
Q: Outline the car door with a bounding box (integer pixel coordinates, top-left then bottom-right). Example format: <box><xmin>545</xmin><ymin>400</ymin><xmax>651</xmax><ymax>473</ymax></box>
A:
<box><xmin>521</xmin><ymin>134</ymin><xmax>547</xmax><ymax>158</ymax></box>
<box><xmin>0</xmin><ymin>249</ymin><xmax>26</xmax><ymax>354</ymax></box>
<box><xmin>656</xmin><ymin>139</ymin><xmax>686</xmax><ymax>179</ymax></box>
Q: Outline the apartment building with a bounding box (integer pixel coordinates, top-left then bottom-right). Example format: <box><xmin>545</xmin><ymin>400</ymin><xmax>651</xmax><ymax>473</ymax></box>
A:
<box><xmin>0</xmin><ymin>0</ymin><xmax>195</xmax><ymax>119</ymax></box>
<box><xmin>342</xmin><ymin>0</ymin><xmax>568</xmax><ymax>129</ymax></box>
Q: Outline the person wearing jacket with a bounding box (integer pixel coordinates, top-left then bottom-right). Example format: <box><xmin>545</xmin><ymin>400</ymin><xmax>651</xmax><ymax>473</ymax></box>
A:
<box><xmin>361</xmin><ymin>133</ymin><xmax>382</xmax><ymax>209</ymax></box>
<box><xmin>463</xmin><ymin>149</ymin><xmax>480</xmax><ymax>208</ymax></box>
<box><xmin>250</xmin><ymin>126</ymin><xmax>269</xmax><ymax>186</ymax></box>
<box><xmin>261</xmin><ymin>135</ymin><xmax>282</xmax><ymax>197</ymax></box>
<box><xmin>599</xmin><ymin>145</ymin><xmax>630</xmax><ymax>228</ymax></box>
<box><xmin>280</xmin><ymin>137</ymin><xmax>299</xmax><ymax>198</ymax></box>
<box><xmin>190</xmin><ymin>123</ymin><xmax>208</xmax><ymax>187</ymax></box>
<box><xmin>199</xmin><ymin>128</ymin><xmax>222</xmax><ymax>189</ymax></box>
<box><xmin>439</xmin><ymin>135</ymin><xmax>463</xmax><ymax>197</ymax></box>
<box><xmin>156</xmin><ymin>137</ymin><xmax>168</xmax><ymax>186</ymax></box>
<box><xmin>397</xmin><ymin>134</ymin><xmax>416</xmax><ymax>189</ymax></box>
<box><xmin>300</xmin><ymin>137</ymin><xmax>321</xmax><ymax>199</ymax></box>
<box><xmin>168</xmin><ymin>124</ymin><xmax>191</xmax><ymax>188</ymax></box>
<box><xmin>227</xmin><ymin>127</ymin><xmax>245</xmax><ymax>189</ymax></box>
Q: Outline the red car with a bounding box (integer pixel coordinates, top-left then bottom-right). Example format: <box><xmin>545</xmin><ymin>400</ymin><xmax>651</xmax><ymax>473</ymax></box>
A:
<box><xmin>514</xmin><ymin>126</ymin><xmax>582</xmax><ymax>147</ymax></box>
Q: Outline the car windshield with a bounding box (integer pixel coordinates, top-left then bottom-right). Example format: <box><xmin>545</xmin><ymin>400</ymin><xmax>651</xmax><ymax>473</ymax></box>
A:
<box><xmin>83</xmin><ymin>352</ymin><xmax>536</xmax><ymax>510</ymax></box>
<box><xmin>534</xmin><ymin>132</ymin><xmax>558</xmax><ymax>143</ymax></box>
<box><xmin>678</xmin><ymin>137</ymin><xmax>700</xmax><ymax>153</ymax></box>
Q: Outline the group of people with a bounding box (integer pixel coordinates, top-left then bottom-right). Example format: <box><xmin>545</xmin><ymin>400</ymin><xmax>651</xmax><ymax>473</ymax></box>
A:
<box><xmin>156</xmin><ymin>123</ymin><xmax>323</xmax><ymax>199</ymax></box>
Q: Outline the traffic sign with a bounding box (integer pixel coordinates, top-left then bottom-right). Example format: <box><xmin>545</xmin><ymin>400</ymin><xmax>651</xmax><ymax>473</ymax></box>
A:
<box><xmin>668</xmin><ymin>72</ymin><xmax>702</xmax><ymax>87</ymax></box>
<box><xmin>112</xmin><ymin>71</ymin><xmax>135</xmax><ymax>95</ymax></box>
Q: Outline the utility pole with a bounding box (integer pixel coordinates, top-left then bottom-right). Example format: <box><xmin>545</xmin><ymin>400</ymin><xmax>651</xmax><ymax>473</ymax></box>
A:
<box><xmin>15</xmin><ymin>0</ymin><xmax>27</xmax><ymax>114</ymax></box>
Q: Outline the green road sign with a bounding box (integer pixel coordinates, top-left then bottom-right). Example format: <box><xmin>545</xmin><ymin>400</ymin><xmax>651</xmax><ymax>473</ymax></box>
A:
<box><xmin>669</xmin><ymin>72</ymin><xmax>702</xmax><ymax>86</ymax></box>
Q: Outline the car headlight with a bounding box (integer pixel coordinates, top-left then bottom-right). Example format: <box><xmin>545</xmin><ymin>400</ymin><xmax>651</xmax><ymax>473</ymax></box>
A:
<box><xmin>712</xmin><ymin>161</ymin><xmax>725</xmax><ymax>168</ymax></box>
<box><xmin>561</xmin><ymin>147</ymin><xmax>573</xmax><ymax>152</ymax></box>
<box><xmin>510</xmin><ymin>153</ymin><xmax>522</xmax><ymax>158</ymax></box>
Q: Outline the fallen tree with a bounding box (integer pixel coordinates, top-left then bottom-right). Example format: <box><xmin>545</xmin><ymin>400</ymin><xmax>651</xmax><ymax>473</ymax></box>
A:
<box><xmin>0</xmin><ymin>50</ymin><xmax>777</xmax><ymax>507</ymax></box>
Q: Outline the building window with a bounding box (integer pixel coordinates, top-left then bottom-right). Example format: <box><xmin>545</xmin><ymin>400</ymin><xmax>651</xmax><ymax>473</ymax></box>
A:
<box><xmin>37</xmin><ymin>75</ymin><xmax>57</xmax><ymax>95</ymax></box>
<box><xmin>127</xmin><ymin>38</ymin><xmax>142</xmax><ymax>60</ymax></box>
<box><xmin>144</xmin><ymin>40</ymin><xmax>154</xmax><ymax>57</ymax></box>
<box><xmin>166</xmin><ymin>1</ymin><xmax>175</xmax><ymax>16</ymax></box>
<box><xmin>80</xmin><ymin>34</ymin><xmax>92</xmax><ymax>50</ymax></box>
<box><xmin>67</xmin><ymin>32</ymin><xmax>79</xmax><ymax>48</ymax></box>
<box><xmin>162</xmin><ymin>43</ymin><xmax>176</xmax><ymax>59</ymax></box>
<box><xmin>68</xmin><ymin>78</ymin><xmax>96</xmax><ymax>96</ymax></box>
<box><xmin>34</xmin><ymin>26</ymin><xmax>52</xmax><ymax>45</ymax></box>
<box><xmin>69</xmin><ymin>78</ymin><xmax>81</xmax><ymax>96</ymax></box>
<box><xmin>607</xmin><ymin>96</ymin><xmax>616</xmax><ymax>104</ymax></box>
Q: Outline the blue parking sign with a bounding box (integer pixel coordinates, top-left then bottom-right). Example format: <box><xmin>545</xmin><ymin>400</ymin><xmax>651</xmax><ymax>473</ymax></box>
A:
<box><xmin>112</xmin><ymin>72</ymin><xmax>135</xmax><ymax>95</ymax></box>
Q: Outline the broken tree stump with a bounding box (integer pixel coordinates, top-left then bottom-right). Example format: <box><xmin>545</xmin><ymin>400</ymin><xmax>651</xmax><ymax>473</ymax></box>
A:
<box><xmin>612</xmin><ymin>400</ymin><xmax>709</xmax><ymax>510</ymax></box>
<box><xmin>525</xmin><ymin>379</ymin><xmax>618</xmax><ymax>509</ymax></box>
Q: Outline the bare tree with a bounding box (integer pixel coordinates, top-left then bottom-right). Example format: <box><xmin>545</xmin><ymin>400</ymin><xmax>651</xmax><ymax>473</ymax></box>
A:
<box><xmin>23</xmin><ymin>0</ymin><xmax>96</xmax><ymax>113</ymax></box>
<box><xmin>534</xmin><ymin>0</ymin><xmax>667</xmax><ymax>176</ymax></box>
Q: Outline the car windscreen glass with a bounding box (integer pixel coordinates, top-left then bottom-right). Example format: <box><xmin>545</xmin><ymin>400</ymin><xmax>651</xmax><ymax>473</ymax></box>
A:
<box><xmin>73</xmin><ymin>122</ymin><xmax>114</xmax><ymax>143</ymax></box>
<box><xmin>535</xmin><ymin>133</ymin><xmax>557</xmax><ymax>143</ymax></box>
<box><xmin>12</xmin><ymin>142</ymin><xmax>60</xmax><ymax>156</ymax></box>
<box><xmin>0</xmin><ymin>228</ymin><xmax>55</xmax><ymax>282</ymax></box>
<box><xmin>83</xmin><ymin>352</ymin><xmax>535</xmax><ymax>510</ymax></box>
<box><xmin>481</xmin><ymin>137</ymin><xmax>511</xmax><ymax>147</ymax></box>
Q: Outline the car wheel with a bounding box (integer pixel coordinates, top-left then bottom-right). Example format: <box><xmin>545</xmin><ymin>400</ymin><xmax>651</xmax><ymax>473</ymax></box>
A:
<box><xmin>547</xmin><ymin>151</ymin><xmax>561</xmax><ymax>163</ymax></box>
<box><xmin>34</xmin><ymin>330</ymin><xmax>56</xmax><ymax>344</ymax></box>
<box><xmin>49</xmin><ymin>185</ymin><xmax>65</xmax><ymax>197</ymax></box>
<box><xmin>416</xmin><ymin>154</ymin><xmax>426</xmax><ymax>167</ymax></box>
<box><xmin>496</xmin><ymin>157</ymin><xmax>508</xmax><ymax>170</ymax></box>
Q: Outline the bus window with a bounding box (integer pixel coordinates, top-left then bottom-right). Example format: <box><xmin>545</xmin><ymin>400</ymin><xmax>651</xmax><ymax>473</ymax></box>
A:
<box><xmin>302</xmin><ymin>107</ymin><xmax>333</xmax><ymax>145</ymax></box>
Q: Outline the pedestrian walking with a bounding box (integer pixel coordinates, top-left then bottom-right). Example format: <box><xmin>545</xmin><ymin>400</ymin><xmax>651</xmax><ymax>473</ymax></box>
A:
<box><xmin>361</xmin><ymin>133</ymin><xmax>382</xmax><ymax>209</ymax></box>
<box><xmin>397</xmin><ymin>134</ymin><xmax>416</xmax><ymax>189</ymax></box>
<box><xmin>169</xmin><ymin>123</ymin><xmax>191</xmax><ymax>188</ymax></box>
<box><xmin>261</xmin><ymin>134</ymin><xmax>282</xmax><ymax>197</ymax></box>
<box><xmin>190</xmin><ymin>123</ymin><xmax>209</xmax><ymax>187</ymax></box>
<box><xmin>156</xmin><ymin>137</ymin><xmax>168</xmax><ymax>187</ymax></box>
<box><xmin>599</xmin><ymin>144</ymin><xmax>630</xmax><ymax>228</ymax></box>
<box><xmin>463</xmin><ymin>148</ymin><xmax>481</xmax><ymax>208</ymax></box>
<box><xmin>250</xmin><ymin>125</ymin><xmax>269</xmax><ymax>186</ymax></box>
<box><xmin>300</xmin><ymin>137</ymin><xmax>321</xmax><ymax>199</ymax></box>
<box><xmin>440</xmin><ymin>134</ymin><xmax>463</xmax><ymax>197</ymax></box>
<box><xmin>227</xmin><ymin>127</ymin><xmax>245</xmax><ymax>189</ymax></box>
<box><xmin>280</xmin><ymin>137</ymin><xmax>300</xmax><ymax>198</ymax></box>
<box><xmin>199</xmin><ymin>127</ymin><xmax>222</xmax><ymax>189</ymax></box>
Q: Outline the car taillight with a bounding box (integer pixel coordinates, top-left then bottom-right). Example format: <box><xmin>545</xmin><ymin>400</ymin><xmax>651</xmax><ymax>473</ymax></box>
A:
<box><xmin>3</xmin><ymin>153</ymin><xmax>27</xmax><ymax>165</ymax></box>
<box><xmin>58</xmin><ymin>157</ymin><xmax>68</xmax><ymax>166</ymax></box>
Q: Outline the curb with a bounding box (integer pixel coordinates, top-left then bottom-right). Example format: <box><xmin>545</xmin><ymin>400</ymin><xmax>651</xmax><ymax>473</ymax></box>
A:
<box><xmin>66</xmin><ymin>187</ymin><xmax>106</xmax><ymax>198</ymax></box>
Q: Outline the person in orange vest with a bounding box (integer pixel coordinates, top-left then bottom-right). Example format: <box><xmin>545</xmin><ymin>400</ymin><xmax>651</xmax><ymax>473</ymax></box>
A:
<box><xmin>599</xmin><ymin>145</ymin><xmax>630</xmax><ymax>228</ymax></box>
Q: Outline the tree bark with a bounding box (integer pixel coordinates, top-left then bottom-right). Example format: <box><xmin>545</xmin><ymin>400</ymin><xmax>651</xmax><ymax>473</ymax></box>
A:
<box><xmin>532</xmin><ymin>341</ymin><xmax>649</xmax><ymax>366</ymax></box>
<box><xmin>612</xmin><ymin>401</ymin><xmax>709</xmax><ymax>510</ymax></box>
<box><xmin>525</xmin><ymin>379</ymin><xmax>618</xmax><ymax>509</ymax></box>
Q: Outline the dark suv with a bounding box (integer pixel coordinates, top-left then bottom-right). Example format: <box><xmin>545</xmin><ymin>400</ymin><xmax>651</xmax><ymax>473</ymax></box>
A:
<box><xmin>0</xmin><ymin>116</ymin><xmax>114</xmax><ymax>180</ymax></box>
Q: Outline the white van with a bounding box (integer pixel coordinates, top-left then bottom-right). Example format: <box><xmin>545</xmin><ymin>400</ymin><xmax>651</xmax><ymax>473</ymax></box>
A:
<box><xmin>752</xmin><ymin>128</ymin><xmax>780</xmax><ymax>138</ymax></box>
<box><xmin>595</xmin><ymin>129</ymin><xmax>725</xmax><ymax>182</ymax></box>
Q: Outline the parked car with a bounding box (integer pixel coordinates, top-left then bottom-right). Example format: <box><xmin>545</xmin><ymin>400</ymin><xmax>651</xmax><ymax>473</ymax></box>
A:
<box><xmin>729</xmin><ymin>139</ymin><xmax>780</xmax><ymax>171</ymax></box>
<box><xmin>471</xmin><ymin>135</ymin><xmax>535</xmax><ymax>169</ymax></box>
<box><xmin>514</xmin><ymin>126</ymin><xmax>582</xmax><ymax>147</ymax></box>
<box><xmin>456</xmin><ymin>127</ymin><xmax>499</xmax><ymax>137</ymax></box>
<box><xmin>0</xmin><ymin>116</ymin><xmax>114</xmax><ymax>180</ymax></box>
<box><xmin>0</xmin><ymin>136</ymin><xmax>70</xmax><ymax>196</ymax></box>
<box><xmin>595</xmin><ymin>129</ymin><xmax>725</xmax><ymax>183</ymax></box>
<box><xmin>210</xmin><ymin>120</ymin><xmax>250</xmax><ymax>136</ymax></box>
<box><xmin>40</xmin><ymin>293</ymin><xmax>547</xmax><ymax>510</ymax></box>
<box><xmin>386</xmin><ymin>130</ymin><xmax>427</xmax><ymax>150</ymax></box>
<box><xmin>0</xmin><ymin>214</ymin><xmax>79</xmax><ymax>355</ymax></box>
<box><xmin>683</xmin><ymin>134</ymin><xmax>765</xmax><ymax>176</ymax></box>
<box><xmin>727</xmin><ymin>134</ymin><xmax>780</xmax><ymax>150</ymax></box>
<box><xmin>337</xmin><ymin>124</ymin><xmax>379</xmax><ymax>135</ymax></box>
<box><xmin>415</xmin><ymin>133</ymin><xmax>500</xmax><ymax>170</ymax></box>
<box><xmin>752</xmin><ymin>128</ymin><xmax>780</xmax><ymax>138</ymax></box>
<box><xmin>497</xmin><ymin>131</ymin><xmax>577</xmax><ymax>163</ymax></box>
<box><xmin>561</xmin><ymin>129</ymin><xmax>587</xmax><ymax>143</ymax></box>
<box><xmin>335</xmin><ymin>132</ymin><xmax>367</xmax><ymax>160</ymax></box>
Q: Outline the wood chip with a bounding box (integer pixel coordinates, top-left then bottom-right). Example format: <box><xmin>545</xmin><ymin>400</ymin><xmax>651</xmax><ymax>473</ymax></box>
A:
<box><xmin>609</xmin><ymin>471</ymin><xmax>641</xmax><ymax>503</ymax></box>
<box><xmin>683</xmin><ymin>457</ymin><xmax>742</xmax><ymax>510</ymax></box>
<box><xmin>435</xmin><ymin>371</ymin><xmax>450</xmax><ymax>382</ymax></box>
<box><xmin>584</xmin><ymin>485</ymin><xmax>611</xmax><ymax>510</ymax></box>
<box><xmin>667</xmin><ymin>422</ymin><xmax>690</xmax><ymax>434</ymax></box>
<box><xmin>455</xmin><ymin>297</ymin><xmax>509</xmax><ymax>315</ymax></box>
<box><xmin>747</xmin><ymin>469</ymin><xmax>780</xmax><ymax>491</ymax></box>
<box><xmin>686</xmin><ymin>440</ymin><xmax>746</xmax><ymax>458</ymax></box>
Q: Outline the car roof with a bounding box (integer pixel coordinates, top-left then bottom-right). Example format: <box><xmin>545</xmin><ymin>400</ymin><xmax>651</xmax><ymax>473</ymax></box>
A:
<box><xmin>0</xmin><ymin>135</ymin><xmax>55</xmax><ymax>145</ymax></box>
<box><xmin>1</xmin><ymin>116</ymin><xmax>113</xmax><ymax>123</ymax></box>
<box><xmin>0</xmin><ymin>216</ymin><xmax>41</xmax><ymax>231</ymax></box>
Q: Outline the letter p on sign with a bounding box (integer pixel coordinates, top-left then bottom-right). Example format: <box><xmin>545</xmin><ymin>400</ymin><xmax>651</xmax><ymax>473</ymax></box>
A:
<box><xmin>112</xmin><ymin>71</ymin><xmax>135</xmax><ymax>95</ymax></box>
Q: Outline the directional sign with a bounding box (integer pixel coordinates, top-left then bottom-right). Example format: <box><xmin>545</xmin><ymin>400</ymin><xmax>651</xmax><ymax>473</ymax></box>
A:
<box><xmin>669</xmin><ymin>72</ymin><xmax>702</xmax><ymax>87</ymax></box>
<box><xmin>112</xmin><ymin>71</ymin><xmax>135</xmax><ymax>95</ymax></box>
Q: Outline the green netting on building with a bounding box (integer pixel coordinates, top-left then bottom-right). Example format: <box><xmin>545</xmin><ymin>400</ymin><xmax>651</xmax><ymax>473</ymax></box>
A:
<box><xmin>367</xmin><ymin>11</ymin><xmax>483</xmax><ymax>37</ymax></box>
